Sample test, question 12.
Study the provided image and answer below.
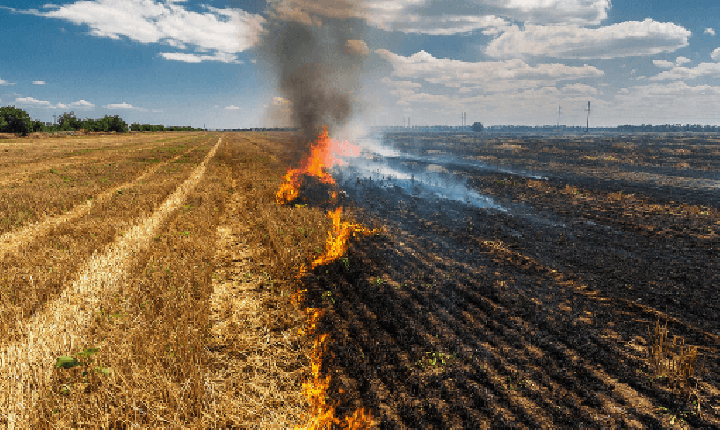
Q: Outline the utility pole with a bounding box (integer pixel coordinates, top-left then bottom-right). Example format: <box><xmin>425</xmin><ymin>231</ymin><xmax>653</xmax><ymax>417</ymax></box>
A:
<box><xmin>557</xmin><ymin>105</ymin><xmax>561</xmax><ymax>127</ymax></box>
<box><xmin>585</xmin><ymin>101</ymin><xmax>590</xmax><ymax>132</ymax></box>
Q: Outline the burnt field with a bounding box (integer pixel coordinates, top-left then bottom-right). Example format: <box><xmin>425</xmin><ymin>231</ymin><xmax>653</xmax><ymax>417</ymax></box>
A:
<box><xmin>291</xmin><ymin>132</ymin><xmax>720</xmax><ymax>428</ymax></box>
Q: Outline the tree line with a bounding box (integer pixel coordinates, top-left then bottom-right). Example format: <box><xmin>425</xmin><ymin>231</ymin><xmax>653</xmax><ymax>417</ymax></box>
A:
<box><xmin>0</xmin><ymin>106</ymin><xmax>203</xmax><ymax>135</ymax></box>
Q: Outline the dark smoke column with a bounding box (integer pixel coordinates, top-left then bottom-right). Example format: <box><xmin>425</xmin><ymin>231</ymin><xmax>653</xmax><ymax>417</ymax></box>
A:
<box><xmin>257</xmin><ymin>1</ymin><xmax>370</xmax><ymax>144</ymax></box>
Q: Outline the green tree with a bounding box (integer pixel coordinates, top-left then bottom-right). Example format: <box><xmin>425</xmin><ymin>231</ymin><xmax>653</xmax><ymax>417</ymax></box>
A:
<box><xmin>100</xmin><ymin>115</ymin><xmax>127</xmax><ymax>132</ymax></box>
<box><xmin>0</xmin><ymin>106</ymin><xmax>33</xmax><ymax>135</ymax></box>
<box><xmin>57</xmin><ymin>112</ymin><xmax>83</xmax><ymax>131</ymax></box>
<box><xmin>82</xmin><ymin>118</ymin><xmax>98</xmax><ymax>131</ymax></box>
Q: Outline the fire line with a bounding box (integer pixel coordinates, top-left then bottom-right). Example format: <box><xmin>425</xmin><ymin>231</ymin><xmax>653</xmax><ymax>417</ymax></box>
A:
<box><xmin>278</xmin><ymin>126</ymin><xmax>379</xmax><ymax>429</ymax></box>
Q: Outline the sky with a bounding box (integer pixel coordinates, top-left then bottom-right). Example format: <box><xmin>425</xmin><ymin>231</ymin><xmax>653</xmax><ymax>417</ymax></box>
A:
<box><xmin>2</xmin><ymin>0</ymin><xmax>720</xmax><ymax>129</ymax></box>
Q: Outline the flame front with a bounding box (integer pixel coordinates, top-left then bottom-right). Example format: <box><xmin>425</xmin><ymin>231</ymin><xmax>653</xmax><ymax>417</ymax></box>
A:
<box><xmin>278</xmin><ymin>126</ymin><xmax>378</xmax><ymax>429</ymax></box>
<box><xmin>276</xmin><ymin>126</ymin><xmax>359</xmax><ymax>205</ymax></box>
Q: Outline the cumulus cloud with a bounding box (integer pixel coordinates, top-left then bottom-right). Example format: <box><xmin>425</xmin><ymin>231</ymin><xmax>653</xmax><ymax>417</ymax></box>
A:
<box><xmin>371</xmin><ymin>13</ymin><xmax>511</xmax><ymax>36</ymax></box>
<box><xmin>0</xmin><ymin>78</ymin><xmax>15</xmax><ymax>85</ymax></box>
<box><xmin>32</xmin><ymin>80</ymin><xmax>46</xmax><ymax>85</ymax></box>
<box><xmin>486</xmin><ymin>19</ymin><xmax>690</xmax><ymax>59</ymax></box>
<box><xmin>561</xmin><ymin>83</ymin><xmax>597</xmax><ymax>94</ymax></box>
<box><xmin>7</xmin><ymin>1</ymin><xmax>265</xmax><ymax>63</ymax></box>
<box><xmin>653</xmin><ymin>59</ymin><xmax>674</xmax><ymax>68</ymax></box>
<box><xmin>712</xmin><ymin>48</ymin><xmax>720</xmax><ymax>61</ymax></box>
<box><xmin>69</xmin><ymin>100</ymin><xmax>95</xmax><ymax>109</ymax></box>
<box><xmin>373</xmin><ymin>49</ymin><xmax>605</xmax><ymax>122</ymax></box>
<box><xmin>705</xmin><ymin>28</ymin><xmax>715</xmax><ymax>36</ymax></box>
<box><xmin>103</xmin><ymin>102</ymin><xmax>146</xmax><ymax>111</ymax></box>
<box><xmin>12</xmin><ymin>97</ymin><xmax>93</xmax><ymax>110</ymax></box>
<box><xmin>15</xmin><ymin>97</ymin><xmax>53</xmax><ymax>108</ymax></box>
<box><xmin>225</xmin><ymin>105</ymin><xmax>242</xmax><ymax>110</ymax></box>
<box><xmin>376</xmin><ymin>49</ymin><xmax>603</xmax><ymax>95</ymax></box>
<box><xmin>649</xmin><ymin>62</ymin><xmax>720</xmax><ymax>81</ymax></box>
<box><xmin>267</xmin><ymin>0</ymin><xmax>610</xmax><ymax>35</ymax></box>
<box><xmin>675</xmin><ymin>56</ymin><xmax>691</xmax><ymax>65</ymax></box>
<box><xmin>159</xmin><ymin>52</ymin><xmax>241</xmax><ymax>64</ymax></box>
<box><xmin>610</xmin><ymin>81</ymin><xmax>720</xmax><ymax>123</ymax></box>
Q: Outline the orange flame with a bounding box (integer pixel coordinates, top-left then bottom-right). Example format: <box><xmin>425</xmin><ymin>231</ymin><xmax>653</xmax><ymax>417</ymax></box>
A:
<box><xmin>279</xmin><ymin>126</ymin><xmax>376</xmax><ymax>429</ymax></box>
<box><xmin>295</xmin><ymin>207</ymin><xmax>381</xmax><ymax>280</ymax></box>
<box><xmin>276</xmin><ymin>126</ymin><xmax>359</xmax><ymax>205</ymax></box>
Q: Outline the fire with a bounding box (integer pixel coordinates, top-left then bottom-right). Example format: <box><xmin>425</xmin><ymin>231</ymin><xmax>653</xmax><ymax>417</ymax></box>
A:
<box><xmin>278</xmin><ymin>126</ymin><xmax>378</xmax><ymax>429</ymax></box>
<box><xmin>276</xmin><ymin>126</ymin><xmax>359</xmax><ymax>205</ymax></box>
<box><xmin>296</xmin><ymin>310</ymin><xmax>375</xmax><ymax>430</ymax></box>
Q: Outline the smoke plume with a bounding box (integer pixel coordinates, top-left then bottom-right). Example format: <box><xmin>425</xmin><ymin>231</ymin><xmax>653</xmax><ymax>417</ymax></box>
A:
<box><xmin>257</xmin><ymin>1</ymin><xmax>369</xmax><ymax>145</ymax></box>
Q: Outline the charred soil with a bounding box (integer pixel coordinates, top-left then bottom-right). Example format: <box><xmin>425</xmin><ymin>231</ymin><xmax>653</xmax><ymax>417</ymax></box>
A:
<box><xmin>292</xmin><ymin>134</ymin><xmax>720</xmax><ymax>428</ymax></box>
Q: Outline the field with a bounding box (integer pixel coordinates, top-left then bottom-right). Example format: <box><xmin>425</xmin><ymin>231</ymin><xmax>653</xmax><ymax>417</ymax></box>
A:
<box><xmin>0</xmin><ymin>131</ymin><xmax>718</xmax><ymax>428</ymax></box>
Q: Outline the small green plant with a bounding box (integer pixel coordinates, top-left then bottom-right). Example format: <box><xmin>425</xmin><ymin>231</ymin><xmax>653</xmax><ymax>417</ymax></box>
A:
<box><xmin>415</xmin><ymin>351</ymin><xmax>456</xmax><ymax>369</ymax></box>
<box><xmin>322</xmin><ymin>291</ymin><xmax>335</xmax><ymax>304</ymax></box>
<box><xmin>55</xmin><ymin>347</ymin><xmax>111</xmax><ymax>381</ymax></box>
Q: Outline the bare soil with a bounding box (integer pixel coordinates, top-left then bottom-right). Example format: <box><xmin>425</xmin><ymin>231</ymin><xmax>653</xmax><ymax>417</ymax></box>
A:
<box><xmin>289</xmin><ymin>134</ymin><xmax>720</xmax><ymax>428</ymax></box>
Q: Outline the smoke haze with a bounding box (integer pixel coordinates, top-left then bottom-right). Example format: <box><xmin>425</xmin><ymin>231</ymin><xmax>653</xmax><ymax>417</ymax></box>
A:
<box><xmin>257</xmin><ymin>1</ymin><xmax>370</xmax><ymax>148</ymax></box>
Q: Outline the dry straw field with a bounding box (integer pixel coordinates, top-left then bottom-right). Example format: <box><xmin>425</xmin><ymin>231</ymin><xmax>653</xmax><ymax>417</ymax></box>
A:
<box><xmin>0</xmin><ymin>131</ymin><xmax>372</xmax><ymax>428</ymax></box>
<box><xmin>1</xmin><ymin>130</ymin><xmax>718</xmax><ymax>429</ymax></box>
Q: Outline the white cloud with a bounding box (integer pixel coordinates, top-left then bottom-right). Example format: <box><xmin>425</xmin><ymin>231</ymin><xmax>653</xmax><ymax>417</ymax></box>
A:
<box><xmin>13</xmin><ymin>97</ymin><xmax>94</xmax><ymax>110</ymax></box>
<box><xmin>32</xmin><ymin>80</ymin><xmax>46</xmax><ymax>85</ymax></box>
<box><xmin>69</xmin><ymin>100</ymin><xmax>95</xmax><ymax>109</ymax></box>
<box><xmin>705</xmin><ymin>27</ymin><xmax>715</xmax><ymax>36</ymax></box>
<box><xmin>376</xmin><ymin>49</ymin><xmax>603</xmax><ymax>95</ymax></box>
<box><xmin>371</xmin><ymin>13</ymin><xmax>511</xmax><ymax>36</ymax></box>
<box><xmin>16</xmin><ymin>97</ymin><xmax>53</xmax><ymax>108</ymax></box>
<box><xmin>103</xmin><ymin>102</ymin><xmax>145</xmax><ymax>111</ymax></box>
<box><xmin>373</xmin><ymin>49</ymin><xmax>606</xmax><ymax>122</ymax></box>
<box><xmin>653</xmin><ymin>59</ymin><xmax>674</xmax><ymax>68</ymax></box>
<box><xmin>152</xmin><ymin>109</ymin><xmax>163</xmax><ymax>113</ymax></box>
<box><xmin>675</xmin><ymin>56</ymin><xmax>691</xmax><ymax>65</ymax></box>
<box><xmin>213</xmin><ymin>105</ymin><xmax>220</xmax><ymax>108</ymax></box>
<box><xmin>225</xmin><ymin>105</ymin><xmax>242</xmax><ymax>110</ymax></box>
<box><xmin>0</xmin><ymin>78</ymin><xmax>15</xmax><ymax>85</ymax></box>
<box><xmin>649</xmin><ymin>62</ymin><xmax>720</xmax><ymax>81</ymax></box>
<box><xmin>561</xmin><ymin>83</ymin><xmax>597</xmax><ymax>94</ymax></box>
<box><xmin>618</xmin><ymin>88</ymin><xmax>630</xmax><ymax>94</ymax></box>
<box><xmin>610</xmin><ymin>81</ymin><xmax>720</xmax><ymax>123</ymax></box>
<box><xmin>268</xmin><ymin>0</ymin><xmax>610</xmax><ymax>35</ymax></box>
<box><xmin>712</xmin><ymin>48</ymin><xmax>720</xmax><ymax>61</ymax></box>
<box><xmin>159</xmin><ymin>52</ymin><xmax>241</xmax><ymax>64</ymax></box>
<box><xmin>486</xmin><ymin>19</ymin><xmax>691</xmax><ymax>59</ymax></box>
<box><xmin>18</xmin><ymin>1</ymin><xmax>265</xmax><ymax>63</ymax></box>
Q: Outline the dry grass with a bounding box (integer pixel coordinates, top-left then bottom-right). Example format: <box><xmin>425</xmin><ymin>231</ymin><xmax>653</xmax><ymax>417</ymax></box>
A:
<box><xmin>0</xmin><ymin>134</ymin><xmax>210</xmax><ymax>234</ymax></box>
<box><xmin>646</xmin><ymin>320</ymin><xmax>706</xmax><ymax>402</ymax></box>
<box><xmin>0</xmin><ymin>132</ymin><xmax>359</xmax><ymax>427</ymax></box>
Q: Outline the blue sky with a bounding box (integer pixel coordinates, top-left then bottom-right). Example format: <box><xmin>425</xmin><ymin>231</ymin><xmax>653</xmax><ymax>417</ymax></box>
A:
<box><xmin>2</xmin><ymin>0</ymin><xmax>720</xmax><ymax>129</ymax></box>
